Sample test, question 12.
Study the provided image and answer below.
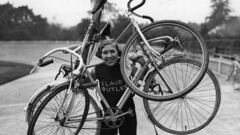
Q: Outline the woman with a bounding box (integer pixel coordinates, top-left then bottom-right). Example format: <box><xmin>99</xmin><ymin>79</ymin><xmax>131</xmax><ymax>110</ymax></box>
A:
<box><xmin>91</xmin><ymin>38</ymin><xmax>137</xmax><ymax>135</ymax></box>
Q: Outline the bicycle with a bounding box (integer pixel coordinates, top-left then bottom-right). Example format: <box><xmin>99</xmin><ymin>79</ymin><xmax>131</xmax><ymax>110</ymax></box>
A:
<box><xmin>27</xmin><ymin>0</ymin><xmax>209</xmax><ymax>134</ymax></box>
<box><xmin>27</xmin><ymin>57</ymin><xmax>220</xmax><ymax>135</ymax></box>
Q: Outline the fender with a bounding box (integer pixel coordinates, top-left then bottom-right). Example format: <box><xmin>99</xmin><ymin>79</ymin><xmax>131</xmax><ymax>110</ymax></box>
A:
<box><xmin>25</xmin><ymin>80</ymin><xmax>66</xmax><ymax>122</ymax></box>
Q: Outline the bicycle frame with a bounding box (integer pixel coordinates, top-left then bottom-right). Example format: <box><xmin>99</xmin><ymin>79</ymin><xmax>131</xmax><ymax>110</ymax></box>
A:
<box><xmin>28</xmin><ymin>0</ymin><xmax>179</xmax><ymax>124</ymax></box>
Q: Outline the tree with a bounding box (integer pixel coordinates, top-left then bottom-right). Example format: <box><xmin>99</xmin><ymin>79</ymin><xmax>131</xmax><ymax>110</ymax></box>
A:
<box><xmin>77</xmin><ymin>1</ymin><xmax>122</xmax><ymax>41</ymax></box>
<box><xmin>0</xmin><ymin>3</ymin><xmax>15</xmax><ymax>40</ymax></box>
<box><xmin>76</xmin><ymin>18</ymin><xmax>91</xmax><ymax>40</ymax></box>
<box><xmin>211</xmin><ymin>16</ymin><xmax>240</xmax><ymax>38</ymax></box>
<box><xmin>0</xmin><ymin>3</ymin><xmax>48</xmax><ymax>40</ymax></box>
<box><xmin>111</xmin><ymin>14</ymin><xmax>130</xmax><ymax>43</ymax></box>
<box><xmin>102</xmin><ymin>2</ymin><xmax>119</xmax><ymax>21</ymax></box>
<box><xmin>200</xmin><ymin>0</ymin><xmax>231</xmax><ymax>37</ymax></box>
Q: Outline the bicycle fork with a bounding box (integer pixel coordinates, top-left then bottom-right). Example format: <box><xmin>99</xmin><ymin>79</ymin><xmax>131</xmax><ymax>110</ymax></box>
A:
<box><xmin>53</xmin><ymin>79</ymin><xmax>76</xmax><ymax>126</ymax></box>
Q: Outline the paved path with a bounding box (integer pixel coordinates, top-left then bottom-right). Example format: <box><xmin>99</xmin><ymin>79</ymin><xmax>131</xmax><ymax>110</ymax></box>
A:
<box><xmin>1</xmin><ymin>64</ymin><xmax>240</xmax><ymax>135</ymax></box>
<box><xmin>0</xmin><ymin>43</ymin><xmax>240</xmax><ymax>134</ymax></box>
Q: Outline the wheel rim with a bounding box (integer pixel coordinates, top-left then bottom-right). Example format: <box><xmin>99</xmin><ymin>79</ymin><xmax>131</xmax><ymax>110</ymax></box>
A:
<box><xmin>144</xmin><ymin>59</ymin><xmax>220</xmax><ymax>134</ymax></box>
<box><xmin>121</xmin><ymin>20</ymin><xmax>208</xmax><ymax>101</ymax></box>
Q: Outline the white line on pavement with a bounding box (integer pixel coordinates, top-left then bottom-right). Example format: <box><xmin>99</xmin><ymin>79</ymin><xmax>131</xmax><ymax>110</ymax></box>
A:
<box><xmin>0</xmin><ymin>103</ymin><xmax>27</xmax><ymax>108</ymax></box>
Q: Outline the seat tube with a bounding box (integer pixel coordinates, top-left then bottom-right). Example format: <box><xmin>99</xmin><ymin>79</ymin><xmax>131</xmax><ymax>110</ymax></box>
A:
<box><xmin>81</xmin><ymin>8</ymin><xmax>103</xmax><ymax>64</ymax></box>
<box><xmin>117</xmin><ymin>88</ymin><xmax>132</xmax><ymax>110</ymax></box>
<box><xmin>117</xmin><ymin>61</ymin><xmax>150</xmax><ymax>110</ymax></box>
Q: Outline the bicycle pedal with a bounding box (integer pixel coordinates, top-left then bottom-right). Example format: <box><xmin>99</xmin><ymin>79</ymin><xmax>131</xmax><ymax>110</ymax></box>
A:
<box><xmin>128</xmin><ymin>108</ymin><xmax>134</xmax><ymax>117</ymax></box>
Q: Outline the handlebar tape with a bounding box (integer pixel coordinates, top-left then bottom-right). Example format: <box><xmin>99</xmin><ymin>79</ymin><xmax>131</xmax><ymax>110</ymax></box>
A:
<box><xmin>38</xmin><ymin>59</ymin><xmax>54</xmax><ymax>67</ymax></box>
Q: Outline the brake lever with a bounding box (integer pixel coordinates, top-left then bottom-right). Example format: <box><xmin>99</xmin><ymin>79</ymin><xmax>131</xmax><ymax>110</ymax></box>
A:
<box><xmin>55</xmin><ymin>65</ymin><xmax>64</xmax><ymax>80</ymax></box>
<box><xmin>55</xmin><ymin>71</ymin><xmax>61</xmax><ymax>80</ymax></box>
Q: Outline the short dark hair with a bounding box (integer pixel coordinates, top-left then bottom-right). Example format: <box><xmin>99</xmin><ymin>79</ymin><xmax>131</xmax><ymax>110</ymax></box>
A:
<box><xmin>96</xmin><ymin>39</ymin><xmax>121</xmax><ymax>58</ymax></box>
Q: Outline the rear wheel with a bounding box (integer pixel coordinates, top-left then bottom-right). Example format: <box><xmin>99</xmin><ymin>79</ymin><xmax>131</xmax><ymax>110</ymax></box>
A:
<box><xmin>143</xmin><ymin>58</ymin><xmax>221</xmax><ymax>134</ymax></box>
<box><xmin>27</xmin><ymin>82</ymin><xmax>90</xmax><ymax>135</ymax></box>
<box><xmin>120</xmin><ymin>20</ymin><xmax>208</xmax><ymax>101</ymax></box>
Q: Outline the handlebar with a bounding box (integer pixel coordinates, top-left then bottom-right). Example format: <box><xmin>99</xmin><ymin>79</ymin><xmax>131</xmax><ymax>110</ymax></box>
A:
<box><xmin>127</xmin><ymin>0</ymin><xmax>154</xmax><ymax>23</ymax></box>
<box><xmin>38</xmin><ymin>59</ymin><xmax>54</xmax><ymax>67</ymax></box>
<box><xmin>36</xmin><ymin>47</ymin><xmax>84</xmax><ymax>76</ymax></box>
<box><xmin>127</xmin><ymin>0</ymin><xmax>146</xmax><ymax>12</ymax></box>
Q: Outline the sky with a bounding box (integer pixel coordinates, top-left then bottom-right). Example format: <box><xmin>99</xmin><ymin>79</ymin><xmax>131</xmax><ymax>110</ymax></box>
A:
<box><xmin>0</xmin><ymin>0</ymin><xmax>240</xmax><ymax>28</ymax></box>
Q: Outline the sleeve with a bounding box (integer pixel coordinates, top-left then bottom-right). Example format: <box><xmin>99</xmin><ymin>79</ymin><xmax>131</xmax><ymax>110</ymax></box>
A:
<box><xmin>90</xmin><ymin>67</ymin><xmax>97</xmax><ymax>80</ymax></box>
<box><xmin>125</xmin><ymin>56</ymin><xmax>133</xmax><ymax>78</ymax></box>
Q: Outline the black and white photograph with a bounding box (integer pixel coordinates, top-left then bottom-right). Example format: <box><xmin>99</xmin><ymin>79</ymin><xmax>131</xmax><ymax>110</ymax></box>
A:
<box><xmin>0</xmin><ymin>0</ymin><xmax>240</xmax><ymax>134</ymax></box>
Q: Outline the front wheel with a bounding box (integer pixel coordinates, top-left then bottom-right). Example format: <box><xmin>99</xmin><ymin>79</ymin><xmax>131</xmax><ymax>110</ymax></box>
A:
<box><xmin>27</xmin><ymin>82</ymin><xmax>90</xmax><ymax>135</ymax></box>
<box><xmin>120</xmin><ymin>20</ymin><xmax>208</xmax><ymax>101</ymax></box>
<box><xmin>143</xmin><ymin>58</ymin><xmax>221</xmax><ymax>134</ymax></box>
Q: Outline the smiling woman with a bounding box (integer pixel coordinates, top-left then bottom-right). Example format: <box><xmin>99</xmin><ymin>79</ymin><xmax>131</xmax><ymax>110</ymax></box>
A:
<box><xmin>0</xmin><ymin>61</ymin><xmax>33</xmax><ymax>85</ymax></box>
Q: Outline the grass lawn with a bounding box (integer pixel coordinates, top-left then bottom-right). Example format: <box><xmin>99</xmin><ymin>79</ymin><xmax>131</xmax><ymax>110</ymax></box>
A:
<box><xmin>0</xmin><ymin>61</ymin><xmax>33</xmax><ymax>85</ymax></box>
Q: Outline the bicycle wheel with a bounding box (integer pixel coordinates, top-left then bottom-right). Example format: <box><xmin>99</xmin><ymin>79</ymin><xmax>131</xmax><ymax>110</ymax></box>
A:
<box><xmin>120</xmin><ymin>20</ymin><xmax>209</xmax><ymax>101</ymax></box>
<box><xmin>26</xmin><ymin>85</ymin><xmax>54</xmax><ymax>125</ymax></box>
<box><xmin>79</xmin><ymin>95</ymin><xmax>102</xmax><ymax>135</ymax></box>
<box><xmin>143</xmin><ymin>58</ymin><xmax>221</xmax><ymax>134</ymax></box>
<box><xmin>27</xmin><ymin>82</ymin><xmax>90</xmax><ymax>135</ymax></box>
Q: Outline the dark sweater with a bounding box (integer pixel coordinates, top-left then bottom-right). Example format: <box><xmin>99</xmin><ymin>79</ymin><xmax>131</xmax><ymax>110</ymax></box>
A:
<box><xmin>95</xmin><ymin>63</ymin><xmax>134</xmax><ymax>110</ymax></box>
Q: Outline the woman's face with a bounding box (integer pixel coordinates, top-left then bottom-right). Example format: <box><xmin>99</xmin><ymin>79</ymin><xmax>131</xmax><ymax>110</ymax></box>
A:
<box><xmin>101</xmin><ymin>44</ymin><xmax>118</xmax><ymax>66</ymax></box>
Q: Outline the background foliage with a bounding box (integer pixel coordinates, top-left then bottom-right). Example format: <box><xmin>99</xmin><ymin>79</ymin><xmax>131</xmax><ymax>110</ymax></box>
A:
<box><xmin>0</xmin><ymin>1</ymin><xmax>240</xmax><ymax>55</ymax></box>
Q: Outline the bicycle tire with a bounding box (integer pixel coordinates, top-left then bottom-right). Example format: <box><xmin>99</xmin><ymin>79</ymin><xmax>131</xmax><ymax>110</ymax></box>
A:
<box><xmin>120</xmin><ymin>20</ymin><xmax>209</xmax><ymax>101</ymax></box>
<box><xmin>27</xmin><ymin>84</ymin><xmax>101</xmax><ymax>135</ymax></box>
<box><xmin>143</xmin><ymin>58</ymin><xmax>221</xmax><ymax>134</ymax></box>
<box><xmin>27</xmin><ymin>87</ymin><xmax>102</xmax><ymax>135</ymax></box>
<box><xmin>26</xmin><ymin>85</ymin><xmax>54</xmax><ymax>125</ymax></box>
<box><xmin>27</xmin><ymin>82</ymin><xmax>90</xmax><ymax>135</ymax></box>
<box><xmin>79</xmin><ymin>95</ymin><xmax>102</xmax><ymax>135</ymax></box>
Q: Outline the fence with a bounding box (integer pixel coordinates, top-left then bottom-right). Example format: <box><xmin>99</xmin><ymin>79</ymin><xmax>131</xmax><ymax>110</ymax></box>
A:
<box><xmin>209</xmin><ymin>53</ymin><xmax>234</xmax><ymax>78</ymax></box>
<box><xmin>205</xmin><ymin>39</ymin><xmax>240</xmax><ymax>78</ymax></box>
